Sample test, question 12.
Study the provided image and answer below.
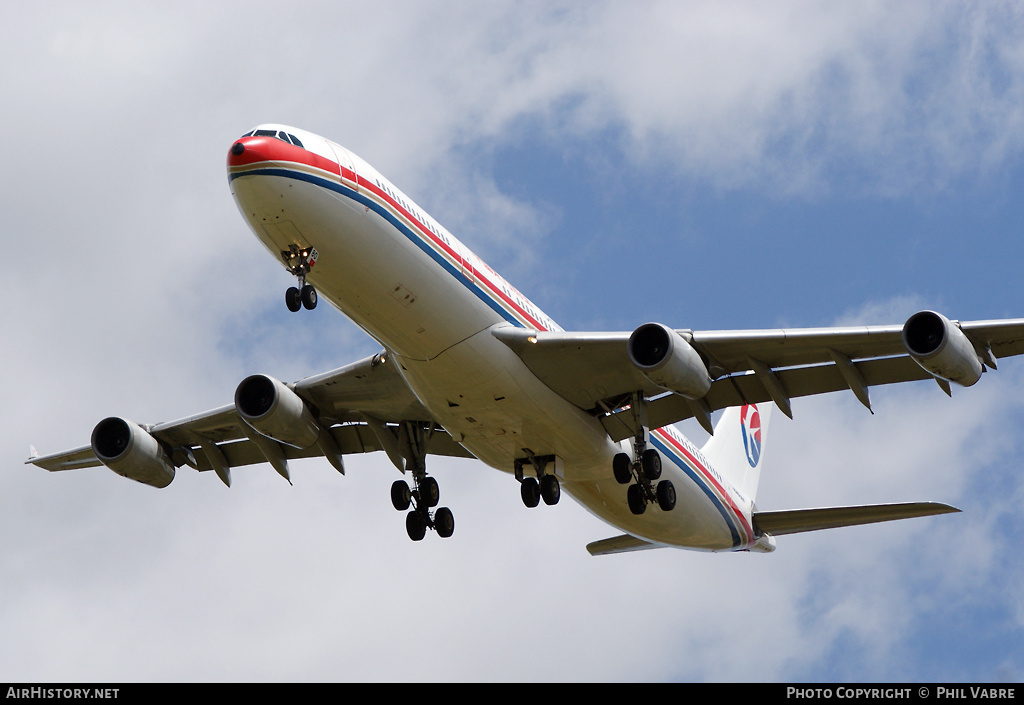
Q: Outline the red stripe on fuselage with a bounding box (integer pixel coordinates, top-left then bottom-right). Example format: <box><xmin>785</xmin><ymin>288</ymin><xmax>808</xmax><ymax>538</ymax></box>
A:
<box><xmin>653</xmin><ymin>427</ymin><xmax>754</xmax><ymax>544</ymax></box>
<box><xmin>229</xmin><ymin>138</ymin><xmax>551</xmax><ymax>331</ymax></box>
<box><xmin>353</xmin><ymin>176</ymin><xmax>550</xmax><ymax>331</ymax></box>
<box><xmin>228</xmin><ymin>136</ymin><xmax>343</xmax><ymax>178</ymax></box>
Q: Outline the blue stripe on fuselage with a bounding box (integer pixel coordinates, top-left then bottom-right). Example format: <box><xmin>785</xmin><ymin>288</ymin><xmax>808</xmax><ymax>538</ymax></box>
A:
<box><xmin>649</xmin><ymin>433</ymin><xmax>742</xmax><ymax>548</ymax></box>
<box><xmin>230</xmin><ymin>167</ymin><xmax>526</xmax><ymax>328</ymax></box>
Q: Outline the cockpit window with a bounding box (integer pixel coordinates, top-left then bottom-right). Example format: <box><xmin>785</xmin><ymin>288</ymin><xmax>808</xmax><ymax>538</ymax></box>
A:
<box><xmin>240</xmin><ymin>129</ymin><xmax>304</xmax><ymax>149</ymax></box>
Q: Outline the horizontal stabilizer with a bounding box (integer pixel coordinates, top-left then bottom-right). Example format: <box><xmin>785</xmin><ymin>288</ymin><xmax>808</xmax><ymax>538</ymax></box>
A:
<box><xmin>753</xmin><ymin>501</ymin><xmax>959</xmax><ymax>537</ymax></box>
<box><xmin>586</xmin><ymin>534</ymin><xmax>661</xmax><ymax>556</ymax></box>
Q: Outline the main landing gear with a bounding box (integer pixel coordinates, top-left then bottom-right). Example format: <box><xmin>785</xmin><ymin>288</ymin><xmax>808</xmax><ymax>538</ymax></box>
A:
<box><xmin>614</xmin><ymin>436</ymin><xmax>676</xmax><ymax>516</ymax></box>
<box><xmin>515</xmin><ymin>453</ymin><xmax>560</xmax><ymax>508</ymax></box>
<box><xmin>383</xmin><ymin>421</ymin><xmax>454</xmax><ymax>541</ymax></box>
<box><xmin>390</xmin><ymin>475</ymin><xmax>455</xmax><ymax>540</ymax></box>
<box><xmin>282</xmin><ymin>245</ymin><xmax>318</xmax><ymax>312</ymax></box>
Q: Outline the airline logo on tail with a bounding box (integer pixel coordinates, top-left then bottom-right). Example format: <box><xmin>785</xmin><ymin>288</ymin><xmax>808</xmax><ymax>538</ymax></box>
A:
<box><xmin>740</xmin><ymin>404</ymin><xmax>762</xmax><ymax>468</ymax></box>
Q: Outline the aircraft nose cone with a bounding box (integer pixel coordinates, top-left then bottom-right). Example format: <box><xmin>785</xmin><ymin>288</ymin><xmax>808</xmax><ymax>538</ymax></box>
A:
<box><xmin>227</xmin><ymin>136</ymin><xmax>269</xmax><ymax>169</ymax></box>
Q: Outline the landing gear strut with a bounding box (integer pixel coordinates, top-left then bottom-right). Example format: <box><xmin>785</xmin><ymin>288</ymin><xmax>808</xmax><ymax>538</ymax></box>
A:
<box><xmin>515</xmin><ymin>453</ymin><xmax>560</xmax><ymax>508</ymax></box>
<box><xmin>382</xmin><ymin>421</ymin><xmax>454</xmax><ymax>541</ymax></box>
<box><xmin>612</xmin><ymin>393</ymin><xmax>676</xmax><ymax>515</ymax></box>
<box><xmin>282</xmin><ymin>245</ymin><xmax>318</xmax><ymax>312</ymax></box>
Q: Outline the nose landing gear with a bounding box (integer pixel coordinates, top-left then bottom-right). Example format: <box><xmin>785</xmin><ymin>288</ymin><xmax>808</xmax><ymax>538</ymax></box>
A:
<box><xmin>285</xmin><ymin>283</ymin><xmax>317</xmax><ymax>312</ymax></box>
<box><xmin>282</xmin><ymin>245</ymin><xmax>318</xmax><ymax>312</ymax></box>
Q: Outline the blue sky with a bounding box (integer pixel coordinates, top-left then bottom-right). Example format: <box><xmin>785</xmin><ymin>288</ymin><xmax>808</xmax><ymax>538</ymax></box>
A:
<box><xmin>2</xmin><ymin>1</ymin><xmax>1023</xmax><ymax>682</ymax></box>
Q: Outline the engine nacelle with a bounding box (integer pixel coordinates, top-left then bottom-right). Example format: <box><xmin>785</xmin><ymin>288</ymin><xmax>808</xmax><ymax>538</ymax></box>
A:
<box><xmin>91</xmin><ymin>417</ymin><xmax>175</xmax><ymax>488</ymax></box>
<box><xmin>901</xmin><ymin>310</ymin><xmax>984</xmax><ymax>387</ymax></box>
<box><xmin>235</xmin><ymin>374</ymin><xmax>321</xmax><ymax>449</ymax></box>
<box><xmin>628</xmin><ymin>322</ymin><xmax>712</xmax><ymax>399</ymax></box>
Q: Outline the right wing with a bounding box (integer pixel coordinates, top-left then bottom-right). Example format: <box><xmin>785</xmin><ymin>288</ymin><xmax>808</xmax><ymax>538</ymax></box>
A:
<box><xmin>494</xmin><ymin>312</ymin><xmax>1024</xmax><ymax>440</ymax></box>
<box><xmin>29</xmin><ymin>351</ymin><xmax>473</xmax><ymax>487</ymax></box>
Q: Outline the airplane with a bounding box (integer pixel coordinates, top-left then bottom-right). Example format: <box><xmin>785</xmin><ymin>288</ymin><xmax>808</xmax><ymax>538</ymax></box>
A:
<box><xmin>28</xmin><ymin>123</ymin><xmax>1024</xmax><ymax>555</ymax></box>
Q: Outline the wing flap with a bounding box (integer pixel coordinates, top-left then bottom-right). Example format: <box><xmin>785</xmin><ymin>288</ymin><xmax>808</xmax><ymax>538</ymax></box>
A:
<box><xmin>753</xmin><ymin>501</ymin><xmax>960</xmax><ymax>537</ymax></box>
<box><xmin>602</xmin><ymin>356</ymin><xmax>932</xmax><ymax>441</ymax></box>
<box><xmin>691</xmin><ymin>325</ymin><xmax>907</xmax><ymax>374</ymax></box>
<box><xmin>191</xmin><ymin>423</ymin><xmax>474</xmax><ymax>473</ymax></box>
<box><xmin>960</xmin><ymin>319</ymin><xmax>1024</xmax><ymax>361</ymax></box>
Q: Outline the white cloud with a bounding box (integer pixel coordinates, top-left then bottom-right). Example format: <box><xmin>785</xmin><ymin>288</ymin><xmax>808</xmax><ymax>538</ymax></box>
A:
<box><xmin>2</xmin><ymin>1</ymin><xmax>1022</xmax><ymax>682</ymax></box>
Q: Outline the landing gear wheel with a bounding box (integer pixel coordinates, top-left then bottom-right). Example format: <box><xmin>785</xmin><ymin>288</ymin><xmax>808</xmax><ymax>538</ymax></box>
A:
<box><xmin>521</xmin><ymin>477</ymin><xmax>540</xmax><ymax>508</ymax></box>
<box><xmin>419</xmin><ymin>476</ymin><xmax>440</xmax><ymax>507</ymax></box>
<box><xmin>540</xmin><ymin>474</ymin><xmax>561</xmax><ymax>505</ymax></box>
<box><xmin>391</xmin><ymin>480</ymin><xmax>411</xmax><ymax>511</ymax></box>
<box><xmin>656</xmin><ymin>480</ymin><xmax>676</xmax><ymax>511</ymax></box>
<box><xmin>434</xmin><ymin>507</ymin><xmax>455</xmax><ymax>538</ymax></box>
<box><xmin>285</xmin><ymin>287</ymin><xmax>302</xmax><ymax>312</ymax></box>
<box><xmin>641</xmin><ymin>448</ymin><xmax>662</xmax><ymax>481</ymax></box>
<box><xmin>406</xmin><ymin>511</ymin><xmax>427</xmax><ymax>541</ymax></box>
<box><xmin>627</xmin><ymin>484</ymin><xmax>647</xmax><ymax>515</ymax></box>
<box><xmin>301</xmin><ymin>284</ymin><xmax>317</xmax><ymax>310</ymax></box>
<box><xmin>613</xmin><ymin>453</ymin><xmax>633</xmax><ymax>484</ymax></box>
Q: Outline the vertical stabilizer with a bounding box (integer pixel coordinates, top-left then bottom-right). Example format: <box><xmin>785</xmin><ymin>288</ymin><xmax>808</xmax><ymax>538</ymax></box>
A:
<box><xmin>700</xmin><ymin>403</ymin><xmax>773</xmax><ymax>501</ymax></box>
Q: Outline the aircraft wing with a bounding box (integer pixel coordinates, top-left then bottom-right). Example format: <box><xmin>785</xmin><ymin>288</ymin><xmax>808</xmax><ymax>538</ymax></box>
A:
<box><xmin>28</xmin><ymin>351</ymin><xmax>474</xmax><ymax>486</ymax></box>
<box><xmin>751</xmin><ymin>501</ymin><xmax>960</xmax><ymax>536</ymax></box>
<box><xmin>494</xmin><ymin>315</ymin><xmax>1024</xmax><ymax>440</ymax></box>
<box><xmin>586</xmin><ymin>501</ymin><xmax>960</xmax><ymax>555</ymax></box>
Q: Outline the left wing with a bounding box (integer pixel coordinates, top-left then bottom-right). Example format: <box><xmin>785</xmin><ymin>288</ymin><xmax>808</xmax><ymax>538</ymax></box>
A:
<box><xmin>494</xmin><ymin>311</ymin><xmax>1024</xmax><ymax>439</ymax></box>
<box><xmin>29</xmin><ymin>351</ymin><xmax>473</xmax><ymax>487</ymax></box>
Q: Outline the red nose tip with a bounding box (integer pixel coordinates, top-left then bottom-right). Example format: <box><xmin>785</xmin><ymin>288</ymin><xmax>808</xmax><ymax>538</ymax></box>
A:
<box><xmin>227</xmin><ymin>136</ymin><xmax>269</xmax><ymax>168</ymax></box>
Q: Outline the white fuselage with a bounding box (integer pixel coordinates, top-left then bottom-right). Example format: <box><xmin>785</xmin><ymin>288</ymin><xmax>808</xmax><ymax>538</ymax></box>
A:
<box><xmin>228</xmin><ymin>126</ymin><xmax>755</xmax><ymax>551</ymax></box>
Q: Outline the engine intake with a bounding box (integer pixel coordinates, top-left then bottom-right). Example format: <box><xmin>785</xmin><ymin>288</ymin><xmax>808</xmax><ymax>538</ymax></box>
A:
<box><xmin>235</xmin><ymin>374</ymin><xmax>321</xmax><ymax>449</ymax></box>
<box><xmin>902</xmin><ymin>310</ymin><xmax>983</xmax><ymax>387</ymax></box>
<box><xmin>91</xmin><ymin>417</ymin><xmax>175</xmax><ymax>488</ymax></box>
<box><xmin>628</xmin><ymin>323</ymin><xmax>711</xmax><ymax>399</ymax></box>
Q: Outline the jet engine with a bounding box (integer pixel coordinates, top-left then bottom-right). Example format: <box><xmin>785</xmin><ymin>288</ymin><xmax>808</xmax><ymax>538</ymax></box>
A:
<box><xmin>901</xmin><ymin>310</ymin><xmax>984</xmax><ymax>387</ymax></box>
<box><xmin>91</xmin><ymin>417</ymin><xmax>176</xmax><ymax>488</ymax></box>
<box><xmin>235</xmin><ymin>374</ymin><xmax>321</xmax><ymax>449</ymax></box>
<box><xmin>628</xmin><ymin>322</ymin><xmax>712</xmax><ymax>399</ymax></box>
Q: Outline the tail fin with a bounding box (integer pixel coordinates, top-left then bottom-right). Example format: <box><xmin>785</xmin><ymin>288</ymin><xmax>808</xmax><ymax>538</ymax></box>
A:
<box><xmin>700</xmin><ymin>403</ymin><xmax>773</xmax><ymax>501</ymax></box>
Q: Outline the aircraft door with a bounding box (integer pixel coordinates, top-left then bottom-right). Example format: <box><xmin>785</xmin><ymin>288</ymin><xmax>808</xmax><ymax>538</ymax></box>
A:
<box><xmin>324</xmin><ymin>140</ymin><xmax>358</xmax><ymax>192</ymax></box>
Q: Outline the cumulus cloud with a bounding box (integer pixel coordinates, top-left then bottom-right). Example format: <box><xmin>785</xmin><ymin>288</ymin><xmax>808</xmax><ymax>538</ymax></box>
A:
<box><xmin>2</xmin><ymin>1</ymin><xmax>1022</xmax><ymax>682</ymax></box>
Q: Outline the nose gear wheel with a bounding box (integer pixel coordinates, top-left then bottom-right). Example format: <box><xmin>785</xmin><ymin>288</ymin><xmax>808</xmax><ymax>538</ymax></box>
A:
<box><xmin>281</xmin><ymin>245</ymin><xmax>318</xmax><ymax>312</ymax></box>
